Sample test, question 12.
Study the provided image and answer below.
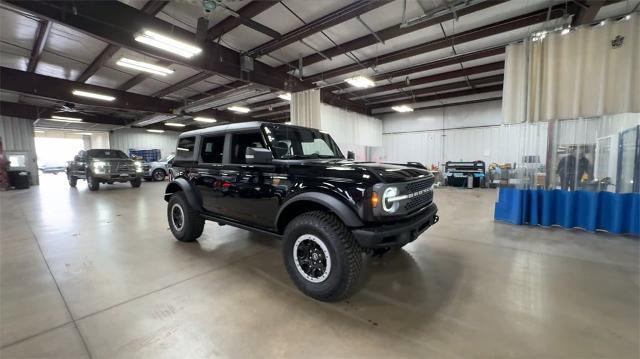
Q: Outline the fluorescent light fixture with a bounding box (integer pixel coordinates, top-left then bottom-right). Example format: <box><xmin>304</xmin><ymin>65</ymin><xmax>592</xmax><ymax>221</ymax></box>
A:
<box><xmin>51</xmin><ymin>115</ymin><xmax>83</xmax><ymax>122</ymax></box>
<box><xmin>76</xmin><ymin>132</ymin><xmax>93</xmax><ymax>136</ymax></box>
<box><xmin>391</xmin><ymin>105</ymin><xmax>414</xmax><ymax>113</ymax></box>
<box><xmin>146</xmin><ymin>129</ymin><xmax>165</xmax><ymax>133</ymax></box>
<box><xmin>194</xmin><ymin>117</ymin><xmax>217</xmax><ymax>123</ymax></box>
<box><xmin>278</xmin><ymin>93</ymin><xmax>292</xmax><ymax>101</ymax></box>
<box><xmin>177</xmin><ymin>147</ymin><xmax>190</xmax><ymax>152</ymax></box>
<box><xmin>165</xmin><ymin>122</ymin><xmax>186</xmax><ymax>127</ymax></box>
<box><xmin>561</xmin><ymin>27</ymin><xmax>571</xmax><ymax>35</ymax></box>
<box><xmin>345</xmin><ymin>76</ymin><xmax>375</xmax><ymax>88</ymax></box>
<box><xmin>228</xmin><ymin>106</ymin><xmax>250</xmax><ymax>113</ymax></box>
<box><xmin>135</xmin><ymin>30</ymin><xmax>202</xmax><ymax>58</ymax></box>
<box><xmin>34</xmin><ymin>130</ymin><xmax>45</xmax><ymax>133</ymax></box>
<box><xmin>600</xmin><ymin>20</ymin><xmax>606</xmax><ymax>26</ymax></box>
<box><xmin>72</xmin><ymin>90</ymin><xmax>115</xmax><ymax>101</ymax></box>
<box><xmin>116</xmin><ymin>57</ymin><xmax>174</xmax><ymax>76</ymax></box>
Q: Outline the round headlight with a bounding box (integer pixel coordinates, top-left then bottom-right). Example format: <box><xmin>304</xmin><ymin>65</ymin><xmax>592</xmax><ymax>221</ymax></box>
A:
<box><xmin>382</xmin><ymin>186</ymin><xmax>400</xmax><ymax>213</ymax></box>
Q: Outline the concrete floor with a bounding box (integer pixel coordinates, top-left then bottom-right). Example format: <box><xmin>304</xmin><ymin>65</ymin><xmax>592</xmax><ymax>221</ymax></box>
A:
<box><xmin>1</xmin><ymin>174</ymin><xmax>638</xmax><ymax>358</ymax></box>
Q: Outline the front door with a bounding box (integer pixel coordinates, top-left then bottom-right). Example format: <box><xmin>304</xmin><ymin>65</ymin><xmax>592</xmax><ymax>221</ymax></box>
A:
<box><xmin>222</xmin><ymin>131</ymin><xmax>282</xmax><ymax>229</ymax></box>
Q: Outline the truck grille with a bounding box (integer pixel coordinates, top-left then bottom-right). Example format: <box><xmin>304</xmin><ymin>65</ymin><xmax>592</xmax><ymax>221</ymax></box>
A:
<box><xmin>402</xmin><ymin>177</ymin><xmax>435</xmax><ymax>212</ymax></box>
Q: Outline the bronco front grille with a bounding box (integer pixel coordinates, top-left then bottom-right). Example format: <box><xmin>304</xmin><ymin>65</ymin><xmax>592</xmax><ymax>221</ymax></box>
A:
<box><xmin>402</xmin><ymin>177</ymin><xmax>434</xmax><ymax>212</ymax></box>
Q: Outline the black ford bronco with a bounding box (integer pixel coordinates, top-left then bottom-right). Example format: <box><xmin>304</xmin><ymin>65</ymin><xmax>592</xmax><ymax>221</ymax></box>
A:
<box><xmin>165</xmin><ymin>122</ymin><xmax>438</xmax><ymax>301</ymax></box>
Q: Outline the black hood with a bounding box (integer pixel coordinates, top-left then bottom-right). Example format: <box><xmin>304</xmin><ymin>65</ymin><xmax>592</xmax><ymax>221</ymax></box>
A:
<box><xmin>286</xmin><ymin>159</ymin><xmax>431</xmax><ymax>183</ymax></box>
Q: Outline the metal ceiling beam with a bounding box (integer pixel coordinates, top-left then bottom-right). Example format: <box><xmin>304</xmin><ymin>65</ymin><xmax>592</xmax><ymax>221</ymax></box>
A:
<box><xmin>572</xmin><ymin>0</ymin><xmax>606</xmax><ymax>25</ymax></box>
<box><xmin>188</xmin><ymin>80</ymin><xmax>246</xmax><ymax>102</ymax></box>
<box><xmin>151</xmin><ymin>72</ymin><xmax>212</xmax><ymax>98</ymax></box>
<box><xmin>321</xmin><ymin>92</ymin><xmax>368</xmax><ymax>115</ymax></box>
<box><xmin>328</xmin><ymin>46</ymin><xmax>505</xmax><ymax>92</ymax></box>
<box><xmin>369</xmin><ymin>84</ymin><xmax>503</xmax><ymax>109</ymax></box>
<box><xmin>7</xmin><ymin>1</ymin><xmax>308</xmax><ymax>92</ymax></box>
<box><xmin>75</xmin><ymin>0</ymin><xmax>169</xmax><ymax>83</ymax></box>
<box><xmin>278</xmin><ymin>0</ymin><xmax>506</xmax><ymax>73</ymax></box>
<box><xmin>0</xmin><ymin>101</ymin><xmax>132</xmax><ymax>126</ymax></box>
<box><xmin>374</xmin><ymin>96</ymin><xmax>502</xmax><ymax>115</ymax></box>
<box><xmin>251</xmin><ymin>107</ymin><xmax>290</xmax><ymax>117</ymax></box>
<box><xmin>206</xmin><ymin>1</ymin><xmax>280</xmax><ymax>40</ymax></box>
<box><xmin>345</xmin><ymin>61</ymin><xmax>505</xmax><ymax>98</ymax></box>
<box><xmin>1</xmin><ymin>68</ymin><xmax>257</xmax><ymax>125</ymax></box>
<box><xmin>0</xmin><ymin>101</ymin><xmax>51</xmax><ymax>120</ymax></box>
<box><xmin>364</xmin><ymin>74</ymin><xmax>504</xmax><ymax>103</ymax></box>
<box><xmin>26</xmin><ymin>20</ymin><xmax>52</xmax><ymax>73</ymax></box>
<box><xmin>250</xmin><ymin>98</ymin><xmax>289</xmax><ymax>110</ymax></box>
<box><xmin>247</xmin><ymin>0</ymin><xmax>392</xmax><ymax>57</ymax></box>
<box><xmin>305</xmin><ymin>4</ymin><xmax>572</xmax><ymax>82</ymax></box>
<box><xmin>0</xmin><ymin>67</ymin><xmax>178</xmax><ymax>113</ymax></box>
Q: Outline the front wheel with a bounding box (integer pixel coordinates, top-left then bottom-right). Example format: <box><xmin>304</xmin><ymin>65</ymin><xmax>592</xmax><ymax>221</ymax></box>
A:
<box><xmin>152</xmin><ymin>169</ymin><xmax>166</xmax><ymax>181</ymax></box>
<box><xmin>167</xmin><ymin>192</ymin><xmax>204</xmax><ymax>242</ymax></box>
<box><xmin>283</xmin><ymin>211</ymin><xmax>363</xmax><ymax>302</ymax></box>
<box><xmin>130</xmin><ymin>177</ymin><xmax>142</xmax><ymax>188</ymax></box>
<box><xmin>86</xmin><ymin>172</ymin><xmax>100</xmax><ymax>191</ymax></box>
<box><xmin>68</xmin><ymin>173</ymin><xmax>77</xmax><ymax>187</ymax></box>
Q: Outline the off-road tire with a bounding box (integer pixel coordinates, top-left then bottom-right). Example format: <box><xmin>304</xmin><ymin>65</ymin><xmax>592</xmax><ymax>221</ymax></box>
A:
<box><xmin>152</xmin><ymin>169</ymin><xmax>166</xmax><ymax>181</ymax></box>
<box><xmin>167</xmin><ymin>192</ymin><xmax>204</xmax><ymax>242</ymax></box>
<box><xmin>283</xmin><ymin>211</ymin><xmax>363</xmax><ymax>302</ymax></box>
<box><xmin>87</xmin><ymin>172</ymin><xmax>100</xmax><ymax>191</ymax></box>
<box><xmin>68</xmin><ymin>174</ymin><xmax>77</xmax><ymax>187</ymax></box>
<box><xmin>130</xmin><ymin>177</ymin><xmax>142</xmax><ymax>188</ymax></box>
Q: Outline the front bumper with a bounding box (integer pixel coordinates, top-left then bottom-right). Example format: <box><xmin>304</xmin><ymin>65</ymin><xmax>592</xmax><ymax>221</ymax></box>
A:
<box><xmin>93</xmin><ymin>172</ymin><xmax>142</xmax><ymax>182</ymax></box>
<box><xmin>352</xmin><ymin>202</ymin><xmax>438</xmax><ymax>249</ymax></box>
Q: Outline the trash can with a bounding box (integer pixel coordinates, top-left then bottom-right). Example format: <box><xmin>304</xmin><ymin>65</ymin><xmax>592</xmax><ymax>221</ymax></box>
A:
<box><xmin>8</xmin><ymin>170</ymin><xmax>31</xmax><ymax>189</ymax></box>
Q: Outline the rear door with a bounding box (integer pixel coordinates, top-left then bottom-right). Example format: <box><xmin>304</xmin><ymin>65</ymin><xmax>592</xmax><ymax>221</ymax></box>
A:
<box><xmin>196</xmin><ymin>134</ymin><xmax>227</xmax><ymax>215</ymax></box>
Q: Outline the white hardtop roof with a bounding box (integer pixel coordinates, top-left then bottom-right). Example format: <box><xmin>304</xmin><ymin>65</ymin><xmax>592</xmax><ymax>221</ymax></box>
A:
<box><xmin>179</xmin><ymin>121</ymin><xmax>318</xmax><ymax>137</ymax></box>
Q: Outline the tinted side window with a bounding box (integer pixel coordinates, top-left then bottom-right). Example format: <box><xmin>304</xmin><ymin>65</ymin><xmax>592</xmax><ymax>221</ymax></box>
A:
<box><xmin>231</xmin><ymin>132</ymin><xmax>264</xmax><ymax>164</ymax></box>
<box><xmin>201</xmin><ymin>135</ymin><xmax>225</xmax><ymax>163</ymax></box>
<box><xmin>176</xmin><ymin>137</ymin><xmax>195</xmax><ymax>157</ymax></box>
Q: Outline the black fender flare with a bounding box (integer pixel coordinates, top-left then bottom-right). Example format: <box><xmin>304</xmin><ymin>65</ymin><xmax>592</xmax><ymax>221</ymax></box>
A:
<box><xmin>276</xmin><ymin>192</ymin><xmax>364</xmax><ymax>229</ymax></box>
<box><xmin>164</xmin><ymin>177</ymin><xmax>203</xmax><ymax>211</ymax></box>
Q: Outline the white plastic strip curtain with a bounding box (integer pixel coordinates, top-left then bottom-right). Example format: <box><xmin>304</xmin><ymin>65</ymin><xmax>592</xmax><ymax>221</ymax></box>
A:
<box><xmin>290</xmin><ymin>89</ymin><xmax>320</xmax><ymax>128</ymax></box>
<box><xmin>502</xmin><ymin>13</ymin><xmax>640</xmax><ymax>124</ymax></box>
<box><xmin>319</xmin><ymin>104</ymin><xmax>382</xmax><ymax>161</ymax></box>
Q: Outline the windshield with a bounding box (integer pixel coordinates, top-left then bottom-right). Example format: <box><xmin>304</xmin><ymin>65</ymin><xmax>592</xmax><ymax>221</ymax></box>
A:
<box><xmin>263</xmin><ymin>125</ymin><xmax>344</xmax><ymax>160</ymax></box>
<box><xmin>87</xmin><ymin>149</ymin><xmax>129</xmax><ymax>159</ymax></box>
<box><xmin>159</xmin><ymin>154</ymin><xmax>175</xmax><ymax>162</ymax></box>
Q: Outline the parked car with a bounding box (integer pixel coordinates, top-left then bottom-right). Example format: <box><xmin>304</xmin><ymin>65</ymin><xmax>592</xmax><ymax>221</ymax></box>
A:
<box><xmin>143</xmin><ymin>154</ymin><xmax>174</xmax><ymax>181</ymax></box>
<box><xmin>39</xmin><ymin>162</ymin><xmax>66</xmax><ymax>174</ymax></box>
<box><xmin>67</xmin><ymin>149</ymin><xmax>143</xmax><ymax>191</ymax></box>
<box><xmin>164</xmin><ymin>122</ymin><xmax>438</xmax><ymax>301</ymax></box>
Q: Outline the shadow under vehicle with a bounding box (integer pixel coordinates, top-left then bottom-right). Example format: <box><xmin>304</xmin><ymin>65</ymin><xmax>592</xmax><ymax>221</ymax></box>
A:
<box><xmin>164</xmin><ymin>122</ymin><xmax>439</xmax><ymax>301</ymax></box>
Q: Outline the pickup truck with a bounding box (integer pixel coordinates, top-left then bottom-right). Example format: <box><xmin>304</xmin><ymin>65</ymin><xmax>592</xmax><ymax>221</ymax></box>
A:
<box><xmin>67</xmin><ymin>149</ymin><xmax>143</xmax><ymax>191</ymax></box>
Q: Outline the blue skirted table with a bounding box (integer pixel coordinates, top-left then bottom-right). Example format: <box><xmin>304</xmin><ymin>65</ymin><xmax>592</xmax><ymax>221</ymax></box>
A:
<box><xmin>494</xmin><ymin>188</ymin><xmax>640</xmax><ymax>236</ymax></box>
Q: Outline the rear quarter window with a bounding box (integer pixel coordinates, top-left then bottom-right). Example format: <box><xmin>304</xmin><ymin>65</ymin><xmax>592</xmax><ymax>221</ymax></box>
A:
<box><xmin>175</xmin><ymin>136</ymin><xmax>197</xmax><ymax>159</ymax></box>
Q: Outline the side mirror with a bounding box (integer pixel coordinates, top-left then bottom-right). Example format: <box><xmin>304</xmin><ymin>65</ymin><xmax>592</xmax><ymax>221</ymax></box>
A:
<box><xmin>74</xmin><ymin>155</ymin><xmax>81</xmax><ymax>162</ymax></box>
<box><xmin>347</xmin><ymin>150</ymin><xmax>355</xmax><ymax>161</ymax></box>
<box><xmin>246</xmin><ymin>147</ymin><xmax>273</xmax><ymax>164</ymax></box>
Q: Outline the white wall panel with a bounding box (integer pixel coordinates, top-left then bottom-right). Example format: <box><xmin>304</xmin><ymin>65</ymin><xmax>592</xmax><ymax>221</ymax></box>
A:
<box><xmin>109</xmin><ymin>128</ymin><xmax>180</xmax><ymax>159</ymax></box>
<box><xmin>376</xmin><ymin>100</ymin><xmax>549</xmax><ymax>167</ymax></box>
<box><xmin>0</xmin><ymin>116</ymin><xmax>39</xmax><ymax>185</ymax></box>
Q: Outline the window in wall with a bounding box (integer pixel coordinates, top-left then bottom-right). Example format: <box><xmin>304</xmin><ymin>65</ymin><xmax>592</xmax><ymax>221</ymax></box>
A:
<box><xmin>201</xmin><ymin>135</ymin><xmax>225</xmax><ymax>163</ymax></box>
<box><xmin>230</xmin><ymin>132</ymin><xmax>263</xmax><ymax>164</ymax></box>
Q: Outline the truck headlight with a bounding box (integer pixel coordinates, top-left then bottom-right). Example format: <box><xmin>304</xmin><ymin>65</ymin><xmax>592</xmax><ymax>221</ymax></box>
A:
<box><xmin>92</xmin><ymin>161</ymin><xmax>107</xmax><ymax>174</ymax></box>
<box><xmin>382</xmin><ymin>186</ymin><xmax>400</xmax><ymax>213</ymax></box>
<box><xmin>134</xmin><ymin>161</ymin><xmax>143</xmax><ymax>173</ymax></box>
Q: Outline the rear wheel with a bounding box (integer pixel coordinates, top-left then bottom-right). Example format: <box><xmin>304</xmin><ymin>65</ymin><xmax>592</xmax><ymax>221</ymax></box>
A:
<box><xmin>167</xmin><ymin>192</ymin><xmax>204</xmax><ymax>242</ymax></box>
<box><xmin>130</xmin><ymin>177</ymin><xmax>142</xmax><ymax>188</ymax></box>
<box><xmin>152</xmin><ymin>169</ymin><xmax>166</xmax><ymax>181</ymax></box>
<box><xmin>86</xmin><ymin>172</ymin><xmax>100</xmax><ymax>191</ymax></box>
<box><xmin>283</xmin><ymin>211</ymin><xmax>362</xmax><ymax>301</ymax></box>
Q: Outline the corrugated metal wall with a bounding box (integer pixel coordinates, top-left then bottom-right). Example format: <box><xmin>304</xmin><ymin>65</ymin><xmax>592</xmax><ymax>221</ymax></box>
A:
<box><xmin>110</xmin><ymin>128</ymin><xmax>179</xmax><ymax>159</ymax></box>
<box><xmin>373</xmin><ymin>100</ymin><xmax>549</xmax><ymax>167</ymax></box>
<box><xmin>0</xmin><ymin>116</ymin><xmax>39</xmax><ymax>185</ymax></box>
